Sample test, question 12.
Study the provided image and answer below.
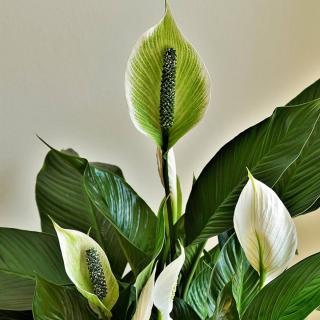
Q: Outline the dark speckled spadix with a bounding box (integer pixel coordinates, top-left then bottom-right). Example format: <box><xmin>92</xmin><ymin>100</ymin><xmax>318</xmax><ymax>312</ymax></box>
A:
<box><xmin>86</xmin><ymin>248</ymin><xmax>107</xmax><ymax>300</ymax></box>
<box><xmin>160</xmin><ymin>48</ymin><xmax>177</xmax><ymax>130</ymax></box>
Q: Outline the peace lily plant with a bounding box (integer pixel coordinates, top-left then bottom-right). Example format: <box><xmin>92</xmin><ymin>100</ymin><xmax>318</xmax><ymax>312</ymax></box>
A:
<box><xmin>1</xmin><ymin>2</ymin><xmax>320</xmax><ymax>320</ymax></box>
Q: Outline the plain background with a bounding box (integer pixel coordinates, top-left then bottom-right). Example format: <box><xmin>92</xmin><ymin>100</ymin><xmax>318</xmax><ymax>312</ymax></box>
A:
<box><xmin>1</xmin><ymin>0</ymin><xmax>319</xmax><ymax>318</ymax></box>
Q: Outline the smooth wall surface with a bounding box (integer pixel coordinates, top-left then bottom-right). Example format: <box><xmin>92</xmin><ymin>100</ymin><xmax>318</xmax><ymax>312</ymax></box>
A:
<box><xmin>1</xmin><ymin>1</ymin><xmax>319</xmax><ymax>317</ymax></box>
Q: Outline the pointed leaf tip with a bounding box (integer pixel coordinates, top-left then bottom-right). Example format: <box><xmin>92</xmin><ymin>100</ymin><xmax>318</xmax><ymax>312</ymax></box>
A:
<box><xmin>234</xmin><ymin>174</ymin><xmax>298</xmax><ymax>285</ymax></box>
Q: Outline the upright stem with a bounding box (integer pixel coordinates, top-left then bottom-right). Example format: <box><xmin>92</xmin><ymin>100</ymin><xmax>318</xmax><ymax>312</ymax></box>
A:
<box><xmin>162</xmin><ymin>130</ymin><xmax>175</xmax><ymax>261</ymax></box>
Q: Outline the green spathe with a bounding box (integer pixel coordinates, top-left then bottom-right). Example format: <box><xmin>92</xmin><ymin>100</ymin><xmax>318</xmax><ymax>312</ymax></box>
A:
<box><xmin>125</xmin><ymin>5</ymin><xmax>210</xmax><ymax>149</ymax></box>
<box><xmin>52</xmin><ymin>220</ymin><xmax>119</xmax><ymax>319</ymax></box>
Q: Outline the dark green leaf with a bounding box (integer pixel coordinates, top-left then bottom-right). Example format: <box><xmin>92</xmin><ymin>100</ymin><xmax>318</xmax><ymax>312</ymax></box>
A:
<box><xmin>36</xmin><ymin>148</ymin><xmax>127</xmax><ymax>277</ymax></box>
<box><xmin>0</xmin><ymin>229</ymin><xmax>68</xmax><ymax>285</ymax></box>
<box><xmin>186</xmin><ymin>260</ymin><xmax>212</xmax><ymax>319</ymax></box>
<box><xmin>84</xmin><ymin>165</ymin><xmax>159</xmax><ymax>275</ymax></box>
<box><xmin>287</xmin><ymin>79</ymin><xmax>320</xmax><ymax>105</ymax></box>
<box><xmin>243</xmin><ymin>253</ymin><xmax>320</xmax><ymax>320</ymax></box>
<box><xmin>171</xmin><ymin>298</ymin><xmax>201</xmax><ymax>320</ymax></box>
<box><xmin>211</xmin><ymin>235</ymin><xmax>260</xmax><ymax>317</ymax></box>
<box><xmin>186</xmin><ymin>99</ymin><xmax>320</xmax><ymax>244</ymax></box>
<box><xmin>274</xmin><ymin>79</ymin><xmax>320</xmax><ymax>215</ymax></box>
<box><xmin>0</xmin><ymin>272</ymin><xmax>34</xmax><ymax>311</ymax></box>
<box><xmin>0</xmin><ymin>310</ymin><xmax>33</xmax><ymax>320</ymax></box>
<box><xmin>112</xmin><ymin>284</ymin><xmax>135</xmax><ymax>320</ymax></box>
<box><xmin>32</xmin><ymin>278</ymin><xmax>97</xmax><ymax>320</ymax></box>
<box><xmin>185</xmin><ymin>245</ymin><xmax>220</xmax><ymax>319</ymax></box>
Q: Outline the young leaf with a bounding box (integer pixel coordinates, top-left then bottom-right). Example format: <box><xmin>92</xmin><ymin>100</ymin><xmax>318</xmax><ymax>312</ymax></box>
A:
<box><xmin>53</xmin><ymin>222</ymin><xmax>119</xmax><ymax>319</ymax></box>
<box><xmin>242</xmin><ymin>253</ymin><xmax>320</xmax><ymax>320</ymax></box>
<box><xmin>154</xmin><ymin>245</ymin><xmax>186</xmax><ymax>320</ymax></box>
<box><xmin>125</xmin><ymin>5</ymin><xmax>210</xmax><ymax>149</ymax></box>
<box><xmin>234</xmin><ymin>172</ymin><xmax>297</xmax><ymax>285</ymax></box>
<box><xmin>132</xmin><ymin>268</ymin><xmax>156</xmax><ymax>320</ymax></box>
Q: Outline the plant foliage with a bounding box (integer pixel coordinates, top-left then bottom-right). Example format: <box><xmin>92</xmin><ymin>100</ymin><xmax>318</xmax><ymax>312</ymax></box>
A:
<box><xmin>1</xmin><ymin>2</ymin><xmax>320</xmax><ymax>320</ymax></box>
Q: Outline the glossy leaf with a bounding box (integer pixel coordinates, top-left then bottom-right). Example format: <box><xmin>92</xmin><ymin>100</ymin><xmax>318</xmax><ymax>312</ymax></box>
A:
<box><xmin>0</xmin><ymin>228</ymin><xmax>68</xmax><ymax>285</ymax></box>
<box><xmin>234</xmin><ymin>173</ymin><xmax>297</xmax><ymax>284</ymax></box>
<box><xmin>154</xmin><ymin>245</ymin><xmax>185</xmax><ymax>320</ymax></box>
<box><xmin>243</xmin><ymin>253</ymin><xmax>320</xmax><ymax>320</ymax></box>
<box><xmin>125</xmin><ymin>5</ymin><xmax>210</xmax><ymax>148</ymax></box>
<box><xmin>186</xmin><ymin>98</ymin><xmax>320</xmax><ymax>244</ymax></box>
<box><xmin>84</xmin><ymin>165</ymin><xmax>158</xmax><ymax>275</ymax></box>
<box><xmin>53</xmin><ymin>222</ymin><xmax>119</xmax><ymax>318</ymax></box>
<box><xmin>211</xmin><ymin>235</ymin><xmax>260</xmax><ymax>317</ymax></box>
<box><xmin>183</xmin><ymin>245</ymin><xmax>220</xmax><ymax>318</ymax></box>
<box><xmin>171</xmin><ymin>298</ymin><xmax>201</xmax><ymax>320</ymax></box>
<box><xmin>0</xmin><ymin>273</ymin><xmax>34</xmax><ymax>311</ymax></box>
<box><xmin>32</xmin><ymin>277</ymin><xmax>96</xmax><ymax>320</ymax></box>
<box><xmin>186</xmin><ymin>259</ymin><xmax>212</xmax><ymax>319</ymax></box>
<box><xmin>36</xmin><ymin>148</ymin><xmax>127</xmax><ymax>277</ymax></box>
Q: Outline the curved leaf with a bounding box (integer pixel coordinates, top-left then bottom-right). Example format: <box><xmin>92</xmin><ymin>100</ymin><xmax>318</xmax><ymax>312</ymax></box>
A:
<box><xmin>243</xmin><ymin>253</ymin><xmax>320</xmax><ymax>320</ymax></box>
<box><xmin>84</xmin><ymin>165</ymin><xmax>158</xmax><ymax>275</ymax></box>
<box><xmin>125</xmin><ymin>5</ymin><xmax>210</xmax><ymax>148</ymax></box>
<box><xmin>32</xmin><ymin>278</ymin><xmax>97</xmax><ymax>320</ymax></box>
<box><xmin>53</xmin><ymin>222</ymin><xmax>119</xmax><ymax>318</ymax></box>
<box><xmin>186</xmin><ymin>99</ymin><xmax>320</xmax><ymax>244</ymax></box>
<box><xmin>211</xmin><ymin>235</ymin><xmax>260</xmax><ymax>317</ymax></box>
<box><xmin>36</xmin><ymin>148</ymin><xmax>127</xmax><ymax>277</ymax></box>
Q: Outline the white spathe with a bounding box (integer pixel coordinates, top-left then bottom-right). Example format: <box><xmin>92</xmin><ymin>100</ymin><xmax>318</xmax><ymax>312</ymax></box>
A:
<box><xmin>153</xmin><ymin>245</ymin><xmax>185</xmax><ymax>320</ymax></box>
<box><xmin>132</xmin><ymin>268</ymin><xmax>156</xmax><ymax>320</ymax></box>
<box><xmin>234</xmin><ymin>171</ymin><xmax>298</xmax><ymax>285</ymax></box>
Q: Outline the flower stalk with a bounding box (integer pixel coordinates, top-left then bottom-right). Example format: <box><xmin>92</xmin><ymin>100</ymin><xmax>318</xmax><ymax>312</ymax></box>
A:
<box><xmin>160</xmin><ymin>48</ymin><xmax>177</xmax><ymax>262</ymax></box>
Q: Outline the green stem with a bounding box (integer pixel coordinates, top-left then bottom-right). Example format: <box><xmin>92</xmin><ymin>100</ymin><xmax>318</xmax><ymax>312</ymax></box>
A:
<box><xmin>182</xmin><ymin>241</ymin><xmax>206</xmax><ymax>300</ymax></box>
<box><xmin>260</xmin><ymin>272</ymin><xmax>266</xmax><ymax>289</ymax></box>
<box><xmin>162</xmin><ymin>130</ymin><xmax>175</xmax><ymax>261</ymax></box>
<box><xmin>157</xmin><ymin>310</ymin><xmax>164</xmax><ymax>320</ymax></box>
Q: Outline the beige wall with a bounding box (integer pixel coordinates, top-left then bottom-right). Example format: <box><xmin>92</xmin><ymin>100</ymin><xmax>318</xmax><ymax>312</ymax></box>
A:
<box><xmin>1</xmin><ymin>0</ymin><xmax>319</xmax><ymax>318</ymax></box>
